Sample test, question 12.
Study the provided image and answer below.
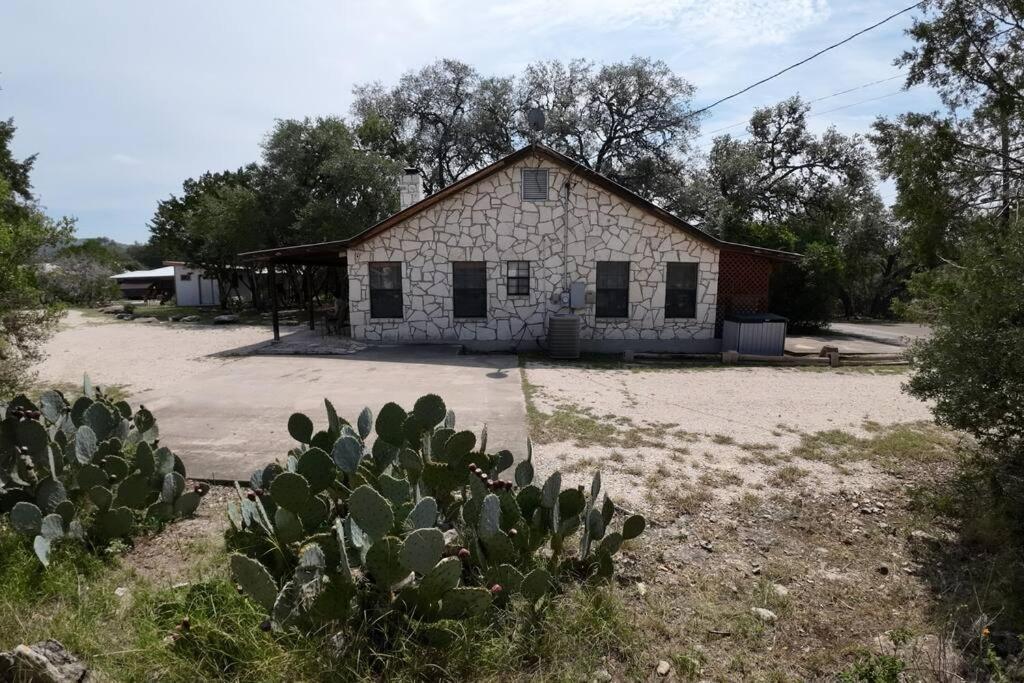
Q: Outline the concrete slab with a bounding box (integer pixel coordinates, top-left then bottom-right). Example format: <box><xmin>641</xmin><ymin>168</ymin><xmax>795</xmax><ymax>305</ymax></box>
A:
<box><xmin>141</xmin><ymin>347</ymin><xmax>528</xmax><ymax>481</ymax></box>
<box><xmin>828</xmin><ymin>321</ymin><xmax>931</xmax><ymax>347</ymax></box>
<box><xmin>785</xmin><ymin>334</ymin><xmax>906</xmax><ymax>355</ymax></box>
<box><xmin>36</xmin><ymin>313</ymin><xmax>528</xmax><ymax>481</ymax></box>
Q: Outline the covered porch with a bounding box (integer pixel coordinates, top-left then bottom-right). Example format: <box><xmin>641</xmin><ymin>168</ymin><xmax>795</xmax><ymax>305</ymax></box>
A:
<box><xmin>238</xmin><ymin>239</ymin><xmax>349</xmax><ymax>343</ymax></box>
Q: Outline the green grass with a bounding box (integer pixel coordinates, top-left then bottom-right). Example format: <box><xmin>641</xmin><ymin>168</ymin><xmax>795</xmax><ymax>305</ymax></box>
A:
<box><xmin>0</xmin><ymin>523</ymin><xmax>642</xmax><ymax>681</ymax></box>
<box><xmin>790</xmin><ymin>422</ymin><xmax>957</xmax><ymax>472</ymax></box>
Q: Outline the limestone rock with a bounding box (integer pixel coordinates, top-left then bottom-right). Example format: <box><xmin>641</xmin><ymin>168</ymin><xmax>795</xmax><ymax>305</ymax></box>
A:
<box><xmin>180</xmin><ymin>315</ymin><xmax>201</xmax><ymax>323</ymax></box>
<box><xmin>0</xmin><ymin>639</ymin><xmax>90</xmax><ymax>682</ymax></box>
<box><xmin>751</xmin><ymin>607</ymin><xmax>777</xmax><ymax>623</ymax></box>
<box><xmin>213</xmin><ymin>314</ymin><xmax>240</xmax><ymax>324</ymax></box>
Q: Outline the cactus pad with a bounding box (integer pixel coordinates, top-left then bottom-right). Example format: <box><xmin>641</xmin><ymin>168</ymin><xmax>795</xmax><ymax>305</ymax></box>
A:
<box><xmin>597</xmin><ymin>531</ymin><xmax>623</xmax><ymax>556</ymax></box>
<box><xmin>231</xmin><ymin>553</ymin><xmax>279</xmax><ymax>612</ymax></box>
<box><xmin>84</xmin><ymin>403</ymin><xmax>116</xmax><ymax>441</ymax></box>
<box><xmin>146</xmin><ymin>501</ymin><xmax>174</xmax><ymax>522</ymax></box>
<box><xmin>287</xmin><ymin>412</ymin><xmax>314</xmax><ymax>443</ymax></box>
<box><xmin>365</xmin><ymin>536</ymin><xmax>409</xmax><ymax>587</ymax></box>
<box><xmin>330</xmin><ymin>435</ymin><xmax>363</xmax><ymax>474</ymax></box>
<box><xmin>349</xmin><ymin>485</ymin><xmax>394</xmax><ymax>541</ymax></box>
<box><xmin>174</xmin><ymin>491</ymin><xmax>202</xmax><ymax>517</ymax></box>
<box><xmin>375</xmin><ymin>402</ymin><xmax>407</xmax><ymax>445</ymax></box>
<box><xmin>296</xmin><ymin>447</ymin><xmax>335</xmax><ymax>492</ymax></box>
<box><xmin>378</xmin><ymin>474</ymin><xmax>411</xmax><ymax>506</ymax></box>
<box><xmin>405</xmin><ymin>497</ymin><xmax>437</xmax><ymax>530</ymax></box>
<box><xmin>479</xmin><ymin>494</ymin><xmax>501</xmax><ymax>540</ymax></box>
<box><xmin>419</xmin><ymin>556</ymin><xmax>462</xmax><ymax>602</ymax></box>
<box><xmin>87</xmin><ymin>485</ymin><xmax>112</xmax><ymax>511</ymax></box>
<box><xmin>133</xmin><ymin>441</ymin><xmax>155</xmax><ymax>477</ymax></box>
<box><xmin>356</xmin><ymin>407</ymin><xmax>373</xmax><ymax>439</ymax></box>
<box><xmin>521</xmin><ymin>567</ymin><xmax>553</xmax><ymax>601</ymax></box>
<box><xmin>412</xmin><ymin>394</ymin><xmax>446</xmax><ymax>428</ymax></box>
<box><xmin>270</xmin><ymin>471</ymin><xmax>311</xmax><ymax>512</ymax></box>
<box><xmin>274</xmin><ymin>507</ymin><xmax>304</xmax><ymax>544</ymax></box>
<box><xmin>514</xmin><ymin>460</ymin><xmax>534</xmax><ymax>487</ymax></box>
<box><xmin>10</xmin><ymin>501</ymin><xmax>43</xmax><ymax>535</ymax></box>
<box><xmin>36</xmin><ymin>478</ymin><xmax>68</xmax><ymax>512</ymax></box>
<box><xmin>115</xmin><ymin>472</ymin><xmax>152</xmax><ymax>509</ymax></box>
<box><xmin>622</xmin><ymin>514</ymin><xmax>646</xmax><ymax>540</ymax></box>
<box><xmin>96</xmin><ymin>506</ymin><xmax>133</xmax><ymax>541</ymax></box>
<box><xmin>101</xmin><ymin>455</ymin><xmax>129</xmax><ymax>481</ymax></box>
<box><xmin>40</xmin><ymin>513</ymin><xmax>65</xmax><ymax>540</ymax></box>
<box><xmin>541</xmin><ymin>472</ymin><xmax>561</xmax><ymax>508</ymax></box>
<box><xmin>16</xmin><ymin>419</ymin><xmax>49</xmax><ymax>460</ymax></box>
<box><xmin>443</xmin><ymin>431</ymin><xmax>476</xmax><ymax>459</ymax></box>
<box><xmin>400</xmin><ymin>527</ymin><xmax>444</xmax><ymax>575</ymax></box>
<box><xmin>439</xmin><ymin>587</ymin><xmax>490</xmax><ymax>619</ymax></box>
<box><xmin>73</xmin><ymin>426</ymin><xmax>98</xmax><ymax>465</ymax></box>
<box><xmin>34</xmin><ymin>536</ymin><xmax>53</xmax><ymax>567</ymax></box>
<box><xmin>54</xmin><ymin>500</ymin><xmax>75</xmax><ymax>526</ymax></box>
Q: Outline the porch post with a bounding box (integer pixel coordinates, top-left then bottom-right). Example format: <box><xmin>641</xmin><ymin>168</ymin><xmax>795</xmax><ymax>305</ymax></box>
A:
<box><xmin>269</xmin><ymin>261</ymin><xmax>280</xmax><ymax>342</ymax></box>
<box><xmin>305</xmin><ymin>266</ymin><xmax>315</xmax><ymax>331</ymax></box>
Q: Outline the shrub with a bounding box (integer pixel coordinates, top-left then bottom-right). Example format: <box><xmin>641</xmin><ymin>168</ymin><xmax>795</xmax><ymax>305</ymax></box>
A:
<box><xmin>38</xmin><ymin>253</ymin><xmax>120</xmax><ymax>306</ymax></box>
<box><xmin>227</xmin><ymin>394</ymin><xmax>646</xmax><ymax>637</ymax></box>
<box><xmin>0</xmin><ymin>375</ymin><xmax>206</xmax><ymax>565</ymax></box>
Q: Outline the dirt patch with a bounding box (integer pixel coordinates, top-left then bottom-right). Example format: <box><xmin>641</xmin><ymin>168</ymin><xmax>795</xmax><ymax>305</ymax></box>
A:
<box><xmin>522</xmin><ymin>361</ymin><xmax>934</xmax><ymax>520</ymax></box>
<box><xmin>123</xmin><ymin>485</ymin><xmax>232</xmax><ymax>586</ymax></box>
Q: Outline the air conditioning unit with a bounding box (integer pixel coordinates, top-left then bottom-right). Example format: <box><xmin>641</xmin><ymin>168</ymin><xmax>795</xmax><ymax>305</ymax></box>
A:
<box><xmin>548</xmin><ymin>314</ymin><xmax>581</xmax><ymax>359</ymax></box>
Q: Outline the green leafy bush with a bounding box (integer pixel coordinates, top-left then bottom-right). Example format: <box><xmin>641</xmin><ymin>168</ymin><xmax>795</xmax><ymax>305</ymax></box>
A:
<box><xmin>227</xmin><ymin>393</ymin><xmax>646</xmax><ymax>635</ymax></box>
<box><xmin>0</xmin><ymin>376</ymin><xmax>206</xmax><ymax>565</ymax></box>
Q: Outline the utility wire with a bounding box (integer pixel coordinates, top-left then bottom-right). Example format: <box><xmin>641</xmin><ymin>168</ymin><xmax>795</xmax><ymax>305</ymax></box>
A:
<box><xmin>696</xmin><ymin>73</ymin><xmax>907</xmax><ymax>139</ymax></box>
<box><xmin>688</xmin><ymin>2</ymin><xmax>924</xmax><ymax>117</ymax></box>
<box><xmin>693</xmin><ymin>85</ymin><xmax>922</xmax><ymax>151</ymax></box>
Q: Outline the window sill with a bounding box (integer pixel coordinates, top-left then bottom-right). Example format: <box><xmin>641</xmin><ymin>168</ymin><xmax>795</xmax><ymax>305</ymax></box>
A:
<box><xmin>369</xmin><ymin>317</ymin><xmax>404</xmax><ymax>321</ymax></box>
<box><xmin>453</xmin><ymin>317</ymin><xmax>488</xmax><ymax>322</ymax></box>
<box><xmin>594</xmin><ymin>317</ymin><xmax>631</xmax><ymax>321</ymax></box>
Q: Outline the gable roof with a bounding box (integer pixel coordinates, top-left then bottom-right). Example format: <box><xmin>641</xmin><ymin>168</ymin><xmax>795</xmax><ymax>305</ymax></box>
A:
<box><xmin>239</xmin><ymin>143</ymin><xmax>799</xmax><ymax>263</ymax></box>
<box><xmin>110</xmin><ymin>266</ymin><xmax>175</xmax><ymax>280</ymax></box>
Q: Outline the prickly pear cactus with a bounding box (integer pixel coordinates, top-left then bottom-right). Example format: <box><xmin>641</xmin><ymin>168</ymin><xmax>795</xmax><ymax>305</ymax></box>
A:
<box><xmin>1</xmin><ymin>375</ymin><xmax>206</xmax><ymax>566</ymax></box>
<box><xmin>224</xmin><ymin>392</ymin><xmax>648</xmax><ymax>638</ymax></box>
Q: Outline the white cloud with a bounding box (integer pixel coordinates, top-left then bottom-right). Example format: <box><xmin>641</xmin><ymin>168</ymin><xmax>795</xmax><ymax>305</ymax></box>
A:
<box><xmin>487</xmin><ymin>0</ymin><xmax>831</xmax><ymax>47</ymax></box>
<box><xmin>111</xmin><ymin>153</ymin><xmax>142</xmax><ymax>166</ymax></box>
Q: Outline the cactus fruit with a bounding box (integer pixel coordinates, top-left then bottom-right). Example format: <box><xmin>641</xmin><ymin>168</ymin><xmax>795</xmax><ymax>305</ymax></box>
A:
<box><xmin>456</xmin><ymin>547</ymin><xmax>470</xmax><ymax>560</ymax></box>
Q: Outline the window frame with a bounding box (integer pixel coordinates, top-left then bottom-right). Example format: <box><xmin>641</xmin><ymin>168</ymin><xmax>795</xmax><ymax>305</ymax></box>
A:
<box><xmin>452</xmin><ymin>261</ymin><xmax>488</xmax><ymax>319</ymax></box>
<box><xmin>505</xmin><ymin>261</ymin><xmax>530</xmax><ymax>297</ymax></box>
<box><xmin>368</xmin><ymin>261</ymin><xmax>404</xmax><ymax>320</ymax></box>
<box><xmin>520</xmin><ymin>168</ymin><xmax>549</xmax><ymax>201</ymax></box>
<box><xmin>595</xmin><ymin>261</ymin><xmax>630</xmax><ymax>319</ymax></box>
<box><xmin>179</xmin><ymin>273</ymin><xmax>192</xmax><ymax>282</ymax></box>
<box><xmin>664</xmin><ymin>262</ymin><xmax>699</xmax><ymax>319</ymax></box>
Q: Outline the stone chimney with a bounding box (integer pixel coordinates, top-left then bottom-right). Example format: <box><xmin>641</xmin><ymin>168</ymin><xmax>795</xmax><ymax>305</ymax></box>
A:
<box><xmin>399</xmin><ymin>167</ymin><xmax>423</xmax><ymax>210</ymax></box>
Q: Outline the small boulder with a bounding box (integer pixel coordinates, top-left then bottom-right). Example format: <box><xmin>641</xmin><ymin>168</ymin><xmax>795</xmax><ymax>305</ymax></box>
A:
<box><xmin>0</xmin><ymin>639</ymin><xmax>90</xmax><ymax>682</ymax></box>
<box><xmin>213</xmin><ymin>314</ymin><xmax>239</xmax><ymax>325</ymax></box>
<box><xmin>180</xmin><ymin>315</ymin><xmax>201</xmax><ymax>323</ymax></box>
<box><xmin>168</xmin><ymin>314</ymin><xmax>184</xmax><ymax>322</ymax></box>
<box><xmin>770</xmin><ymin>583</ymin><xmax>789</xmax><ymax>598</ymax></box>
<box><xmin>751</xmin><ymin>607</ymin><xmax>777</xmax><ymax>623</ymax></box>
<box><xmin>134</xmin><ymin>317</ymin><xmax>159</xmax><ymax>323</ymax></box>
<box><xmin>656</xmin><ymin>660</ymin><xmax>671</xmax><ymax>676</ymax></box>
<box><xmin>115</xmin><ymin>313</ymin><xmax>135</xmax><ymax>320</ymax></box>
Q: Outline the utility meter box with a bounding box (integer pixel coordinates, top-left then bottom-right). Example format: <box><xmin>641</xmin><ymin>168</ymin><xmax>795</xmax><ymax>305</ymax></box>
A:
<box><xmin>569</xmin><ymin>281</ymin><xmax>587</xmax><ymax>308</ymax></box>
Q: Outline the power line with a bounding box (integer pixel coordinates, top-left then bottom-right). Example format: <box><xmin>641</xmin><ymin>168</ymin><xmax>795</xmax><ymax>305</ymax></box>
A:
<box><xmin>688</xmin><ymin>2</ymin><xmax>924</xmax><ymax>117</ymax></box>
<box><xmin>693</xmin><ymin>85</ymin><xmax>922</xmax><ymax>151</ymax></box>
<box><xmin>696</xmin><ymin>73</ymin><xmax>907</xmax><ymax>139</ymax></box>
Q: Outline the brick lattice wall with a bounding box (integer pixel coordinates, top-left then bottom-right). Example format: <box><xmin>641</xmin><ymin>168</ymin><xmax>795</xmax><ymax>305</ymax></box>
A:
<box><xmin>715</xmin><ymin>250</ymin><xmax>773</xmax><ymax>335</ymax></box>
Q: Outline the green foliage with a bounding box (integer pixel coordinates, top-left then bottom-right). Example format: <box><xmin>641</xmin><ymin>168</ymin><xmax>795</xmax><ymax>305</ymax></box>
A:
<box><xmin>226</xmin><ymin>393</ymin><xmax>645</xmax><ymax>640</ymax></box>
<box><xmin>0</xmin><ymin>376</ymin><xmax>206</xmax><ymax>565</ymax></box>
<box><xmin>0</xmin><ymin>118</ymin><xmax>75</xmax><ymax>395</ymax></box>
<box><xmin>906</xmin><ymin>220</ymin><xmax>1024</xmax><ymax>457</ymax></box>
<box><xmin>837</xmin><ymin>651</ymin><xmax>906</xmax><ymax>682</ymax></box>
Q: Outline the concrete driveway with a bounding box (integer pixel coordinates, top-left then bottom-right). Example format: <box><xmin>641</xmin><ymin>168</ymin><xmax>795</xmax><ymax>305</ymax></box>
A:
<box><xmin>36</xmin><ymin>313</ymin><xmax>528</xmax><ymax>480</ymax></box>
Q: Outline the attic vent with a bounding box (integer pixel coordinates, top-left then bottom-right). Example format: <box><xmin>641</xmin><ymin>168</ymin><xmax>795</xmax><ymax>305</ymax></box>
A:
<box><xmin>521</xmin><ymin>168</ymin><xmax>549</xmax><ymax>201</ymax></box>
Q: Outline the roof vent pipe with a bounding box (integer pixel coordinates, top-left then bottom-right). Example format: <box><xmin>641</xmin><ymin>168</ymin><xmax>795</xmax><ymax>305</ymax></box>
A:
<box><xmin>399</xmin><ymin>167</ymin><xmax>423</xmax><ymax>210</ymax></box>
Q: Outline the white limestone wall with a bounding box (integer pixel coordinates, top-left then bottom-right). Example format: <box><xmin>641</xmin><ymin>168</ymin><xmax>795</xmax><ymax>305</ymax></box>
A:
<box><xmin>347</xmin><ymin>154</ymin><xmax>719</xmax><ymax>349</ymax></box>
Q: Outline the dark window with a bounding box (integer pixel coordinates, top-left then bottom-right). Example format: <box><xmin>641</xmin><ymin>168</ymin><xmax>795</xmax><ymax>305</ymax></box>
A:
<box><xmin>369</xmin><ymin>262</ymin><xmax>403</xmax><ymax>319</ymax></box>
<box><xmin>453</xmin><ymin>262</ymin><xmax>487</xmax><ymax>318</ymax></box>
<box><xmin>506</xmin><ymin>261</ymin><xmax>530</xmax><ymax>296</ymax></box>
<box><xmin>596</xmin><ymin>261</ymin><xmax>629</xmax><ymax>318</ymax></box>
<box><xmin>663</xmin><ymin>264</ymin><xmax>696</xmax><ymax>319</ymax></box>
<box><xmin>521</xmin><ymin>169</ymin><xmax>549</xmax><ymax>200</ymax></box>
<box><xmin>179</xmin><ymin>273</ymin><xmax>192</xmax><ymax>281</ymax></box>
<box><xmin>665</xmin><ymin>262</ymin><xmax>698</xmax><ymax>318</ymax></box>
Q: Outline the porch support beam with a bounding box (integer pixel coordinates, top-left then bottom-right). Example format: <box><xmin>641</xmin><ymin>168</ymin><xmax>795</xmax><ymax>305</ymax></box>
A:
<box><xmin>305</xmin><ymin>266</ymin><xmax>315</xmax><ymax>331</ymax></box>
<box><xmin>269</xmin><ymin>262</ymin><xmax>280</xmax><ymax>342</ymax></box>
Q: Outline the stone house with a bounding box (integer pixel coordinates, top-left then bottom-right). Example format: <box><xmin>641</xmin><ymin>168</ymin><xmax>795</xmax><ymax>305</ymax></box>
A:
<box><xmin>242</xmin><ymin>143</ymin><xmax>797</xmax><ymax>352</ymax></box>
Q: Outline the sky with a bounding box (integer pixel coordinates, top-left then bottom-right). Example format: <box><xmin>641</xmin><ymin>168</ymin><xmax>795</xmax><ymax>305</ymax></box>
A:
<box><xmin>0</xmin><ymin>0</ymin><xmax>943</xmax><ymax>244</ymax></box>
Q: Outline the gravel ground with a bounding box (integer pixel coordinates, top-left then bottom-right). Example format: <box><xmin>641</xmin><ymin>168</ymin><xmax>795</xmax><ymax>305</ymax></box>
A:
<box><xmin>523</xmin><ymin>361</ymin><xmax>934</xmax><ymax>520</ymax></box>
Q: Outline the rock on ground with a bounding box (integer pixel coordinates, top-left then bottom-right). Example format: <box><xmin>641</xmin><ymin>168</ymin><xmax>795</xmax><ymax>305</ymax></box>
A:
<box><xmin>0</xmin><ymin>639</ymin><xmax>90</xmax><ymax>682</ymax></box>
<box><xmin>213</xmin><ymin>314</ymin><xmax>239</xmax><ymax>324</ymax></box>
